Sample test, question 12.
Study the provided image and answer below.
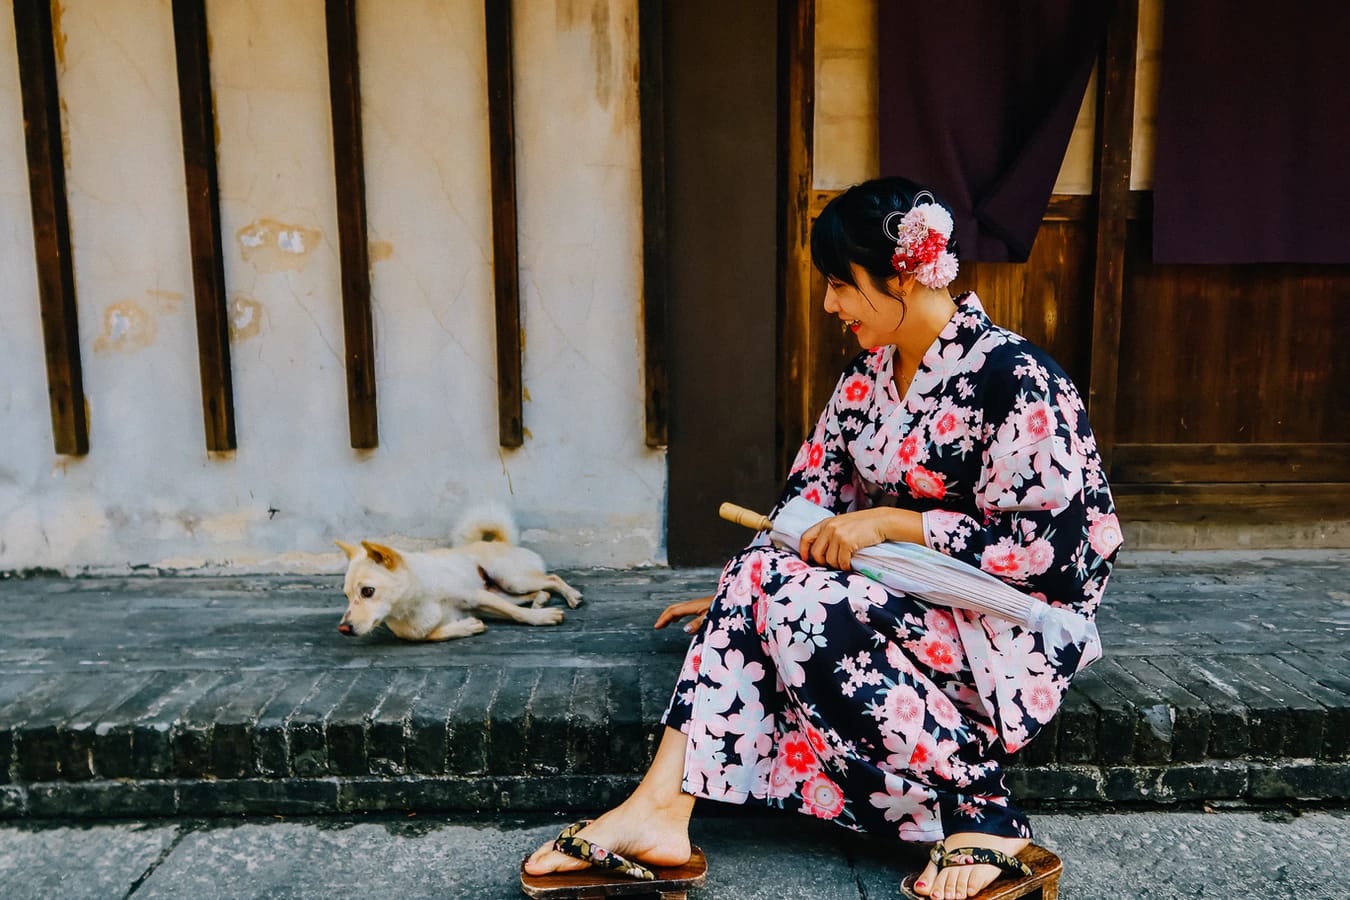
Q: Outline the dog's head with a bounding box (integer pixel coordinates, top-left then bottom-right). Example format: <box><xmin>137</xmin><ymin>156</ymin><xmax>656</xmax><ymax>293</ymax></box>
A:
<box><xmin>334</xmin><ymin>540</ymin><xmax>410</xmax><ymax>636</ymax></box>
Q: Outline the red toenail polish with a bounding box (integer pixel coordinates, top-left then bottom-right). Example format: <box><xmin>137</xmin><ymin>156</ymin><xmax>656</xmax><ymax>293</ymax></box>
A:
<box><xmin>916</xmin><ymin>882</ymin><xmax>926</xmax><ymax>888</ymax></box>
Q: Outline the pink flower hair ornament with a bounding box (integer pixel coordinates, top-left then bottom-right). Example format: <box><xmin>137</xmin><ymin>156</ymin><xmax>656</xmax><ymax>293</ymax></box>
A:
<box><xmin>883</xmin><ymin>192</ymin><xmax>959</xmax><ymax>290</ymax></box>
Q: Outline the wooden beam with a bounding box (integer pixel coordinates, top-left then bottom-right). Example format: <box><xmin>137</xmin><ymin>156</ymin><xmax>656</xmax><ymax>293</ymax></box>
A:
<box><xmin>1114</xmin><ymin>483</ymin><xmax>1350</xmax><ymax>524</ymax></box>
<box><xmin>1111</xmin><ymin>443</ymin><xmax>1350</xmax><ymax>484</ymax></box>
<box><xmin>484</xmin><ymin>0</ymin><xmax>524</xmax><ymax>447</ymax></box>
<box><xmin>171</xmin><ymin>0</ymin><xmax>237</xmax><ymax>452</ymax></box>
<box><xmin>1086</xmin><ymin>0</ymin><xmax>1139</xmax><ymax>468</ymax></box>
<box><xmin>325</xmin><ymin>0</ymin><xmax>378</xmax><ymax>448</ymax></box>
<box><xmin>638</xmin><ymin>0</ymin><xmax>669</xmax><ymax>449</ymax></box>
<box><xmin>777</xmin><ymin>0</ymin><xmax>814</xmax><ymax>477</ymax></box>
<box><xmin>811</xmin><ymin>190</ymin><xmax>1094</xmax><ymax>224</ymax></box>
<box><xmin>13</xmin><ymin>0</ymin><xmax>87</xmax><ymax>455</ymax></box>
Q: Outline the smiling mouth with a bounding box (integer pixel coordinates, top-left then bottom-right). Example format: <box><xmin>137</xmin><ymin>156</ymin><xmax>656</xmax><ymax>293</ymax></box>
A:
<box><xmin>842</xmin><ymin>319</ymin><xmax>861</xmax><ymax>332</ymax></box>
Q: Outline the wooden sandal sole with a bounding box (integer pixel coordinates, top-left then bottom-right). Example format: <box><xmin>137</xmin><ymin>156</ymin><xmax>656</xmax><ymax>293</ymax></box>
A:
<box><xmin>520</xmin><ymin>846</ymin><xmax>708</xmax><ymax>899</ymax></box>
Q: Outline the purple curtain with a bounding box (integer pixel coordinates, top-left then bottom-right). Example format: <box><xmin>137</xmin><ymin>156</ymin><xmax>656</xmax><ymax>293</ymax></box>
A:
<box><xmin>877</xmin><ymin>1</ymin><xmax>1108</xmax><ymax>262</ymax></box>
<box><xmin>1152</xmin><ymin>1</ymin><xmax>1350</xmax><ymax>263</ymax></box>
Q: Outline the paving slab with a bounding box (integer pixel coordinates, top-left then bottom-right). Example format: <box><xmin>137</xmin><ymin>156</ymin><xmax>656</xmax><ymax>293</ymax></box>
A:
<box><xmin>3</xmin><ymin>809</ymin><xmax>1347</xmax><ymax>899</ymax></box>
<box><xmin>0</xmin><ymin>821</ymin><xmax>179</xmax><ymax>899</ymax></box>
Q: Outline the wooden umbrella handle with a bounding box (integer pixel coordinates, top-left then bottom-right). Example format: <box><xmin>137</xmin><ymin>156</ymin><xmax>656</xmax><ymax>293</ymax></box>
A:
<box><xmin>719</xmin><ymin>502</ymin><xmax>773</xmax><ymax>532</ymax></box>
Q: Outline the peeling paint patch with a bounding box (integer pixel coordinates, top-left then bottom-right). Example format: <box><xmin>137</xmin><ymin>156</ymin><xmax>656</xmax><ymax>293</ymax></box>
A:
<box><xmin>370</xmin><ymin>240</ymin><xmax>394</xmax><ymax>262</ymax></box>
<box><xmin>229</xmin><ymin>296</ymin><xmax>264</xmax><ymax>340</ymax></box>
<box><xmin>237</xmin><ymin>218</ymin><xmax>323</xmax><ymax>272</ymax></box>
<box><xmin>93</xmin><ymin>301</ymin><xmax>157</xmax><ymax>353</ymax></box>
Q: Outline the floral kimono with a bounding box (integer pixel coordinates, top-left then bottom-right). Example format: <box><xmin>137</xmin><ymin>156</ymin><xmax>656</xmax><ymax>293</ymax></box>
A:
<box><xmin>661</xmin><ymin>293</ymin><xmax>1122</xmax><ymax>841</ymax></box>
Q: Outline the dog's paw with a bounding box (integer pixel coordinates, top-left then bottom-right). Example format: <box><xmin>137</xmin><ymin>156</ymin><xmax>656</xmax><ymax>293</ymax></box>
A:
<box><xmin>467</xmin><ymin>619</ymin><xmax>488</xmax><ymax>635</ymax></box>
<box><xmin>529</xmin><ymin>590</ymin><xmax>550</xmax><ymax>608</ymax></box>
<box><xmin>529</xmin><ymin>607</ymin><xmax>565</xmax><ymax>626</ymax></box>
<box><xmin>563</xmin><ymin>590</ymin><xmax>583</xmax><ymax>609</ymax></box>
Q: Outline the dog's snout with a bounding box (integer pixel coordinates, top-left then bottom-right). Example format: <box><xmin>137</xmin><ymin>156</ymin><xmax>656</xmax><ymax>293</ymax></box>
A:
<box><xmin>338</xmin><ymin>621</ymin><xmax>355</xmax><ymax>636</ymax></box>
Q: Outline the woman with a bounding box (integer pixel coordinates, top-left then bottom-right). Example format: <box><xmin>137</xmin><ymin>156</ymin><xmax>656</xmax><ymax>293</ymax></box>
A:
<box><xmin>526</xmin><ymin>177</ymin><xmax>1122</xmax><ymax>900</ymax></box>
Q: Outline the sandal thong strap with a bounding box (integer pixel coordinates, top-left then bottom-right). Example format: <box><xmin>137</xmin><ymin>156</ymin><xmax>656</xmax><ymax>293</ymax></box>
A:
<box><xmin>552</xmin><ymin>820</ymin><xmax>656</xmax><ymax>881</ymax></box>
<box><xmin>929</xmin><ymin>844</ymin><xmax>1034</xmax><ymax>878</ymax></box>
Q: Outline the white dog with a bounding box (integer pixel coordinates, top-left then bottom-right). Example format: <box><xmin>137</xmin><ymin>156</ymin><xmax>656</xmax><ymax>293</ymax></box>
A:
<box><xmin>334</xmin><ymin>505</ymin><xmax>582</xmax><ymax>641</ymax></box>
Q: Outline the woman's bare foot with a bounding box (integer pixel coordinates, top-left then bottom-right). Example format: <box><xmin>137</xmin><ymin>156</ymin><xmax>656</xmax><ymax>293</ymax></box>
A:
<box><xmin>911</xmin><ymin>832</ymin><xmax>1030</xmax><ymax>900</ymax></box>
<box><xmin>525</xmin><ymin>725</ymin><xmax>696</xmax><ymax>877</ymax></box>
<box><xmin>523</xmin><ymin>795</ymin><xmax>693</xmax><ymax>876</ymax></box>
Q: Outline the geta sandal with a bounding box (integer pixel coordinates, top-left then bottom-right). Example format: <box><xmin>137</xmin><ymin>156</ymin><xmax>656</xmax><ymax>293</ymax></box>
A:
<box><xmin>899</xmin><ymin>843</ymin><xmax>1063</xmax><ymax>900</ymax></box>
<box><xmin>520</xmin><ymin>819</ymin><xmax>709</xmax><ymax>898</ymax></box>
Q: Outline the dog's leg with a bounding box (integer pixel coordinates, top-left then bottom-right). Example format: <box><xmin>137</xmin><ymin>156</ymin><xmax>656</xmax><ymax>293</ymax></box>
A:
<box><xmin>470</xmin><ymin>590</ymin><xmax>564</xmax><ymax>625</ymax></box>
<box><xmin>483</xmin><ymin>570</ymin><xmax>584</xmax><ymax>609</ymax></box>
<box><xmin>527</xmin><ymin>590</ymin><xmax>550</xmax><ymax>608</ymax></box>
<box><xmin>425</xmin><ymin>618</ymin><xmax>488</xmax><ymax>641</ymax></box>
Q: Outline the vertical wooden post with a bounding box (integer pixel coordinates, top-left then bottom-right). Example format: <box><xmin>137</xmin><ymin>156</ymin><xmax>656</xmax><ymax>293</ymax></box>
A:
<box><xmin>171</xmin><ymin>0</ymin><xmax>237</xmax><ymax>452</ymax></box>
<box><xmin>638</xmin><ymin>0</ymin><xmax>669</xmax><ymax>448</ymax></box>
<box><xmin>777</xmin><ymin>0</ymin><xmax>814</xmax><ymax>476</ymax></box>
<box><xmin>484</xmin><ymin>0</ymin><xmax>524</xmax><ymax>448</ymax></box>
<box><xmin>1087</xmin><ymin>0</ymin><xmax>1139</xmax><ymax>467</ymax></box>
<box><xmin>13</xmin><ymin>0</ymin><xmax>87</xmax><ymax>455</ymax></box>
<box><xmin>325</xmin><ymin>0</ymin><xmax>379</xmax><ymax>449</ymax></box>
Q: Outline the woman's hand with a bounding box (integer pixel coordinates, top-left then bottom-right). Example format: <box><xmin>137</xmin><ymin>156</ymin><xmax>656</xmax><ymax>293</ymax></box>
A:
<box><xmin>654</xmin><ymin>595</ymin><xmax>714</xmax><ymax>633</ymax></box>
<box><xmin>799</xmin><ymin>507</ymin><xmax>923</xmax><ymax>570</ymax></box>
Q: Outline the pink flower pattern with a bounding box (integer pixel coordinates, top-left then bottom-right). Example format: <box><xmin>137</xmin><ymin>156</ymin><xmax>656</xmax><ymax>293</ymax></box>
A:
<box><xmin>662</xmin><ymin>294</ymin><xmax>1119</xmax><ymax>843</ymax></box>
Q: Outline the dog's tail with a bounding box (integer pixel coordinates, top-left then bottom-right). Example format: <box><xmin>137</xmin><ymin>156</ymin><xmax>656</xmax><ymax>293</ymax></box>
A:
<box><xmin>451</xmin><ymin>501</ymin><xmax>519</xmax><ymax>547</ymax></box>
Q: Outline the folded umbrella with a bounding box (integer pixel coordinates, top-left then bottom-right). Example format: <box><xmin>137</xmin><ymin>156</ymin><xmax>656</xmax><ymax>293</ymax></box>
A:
<box><xmin>720</xmin><ymin>497</ymin><xmax>1100</xmax><ymax>671</ymax></box>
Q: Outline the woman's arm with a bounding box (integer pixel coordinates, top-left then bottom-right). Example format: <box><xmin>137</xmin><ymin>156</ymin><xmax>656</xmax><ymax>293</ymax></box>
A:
<box><xmin>798</xmin><ymin>506</ymin><xmax>924</xmax><ymax>569</ymax></box>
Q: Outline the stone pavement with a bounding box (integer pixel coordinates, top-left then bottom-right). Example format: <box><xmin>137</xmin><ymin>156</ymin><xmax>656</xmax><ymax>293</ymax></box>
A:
<box><xmin>0</xmin><ymin>550</ymin><xmax>1347</xmax><ymax>819</ymax></box>
<box><xmin>2</xmin><ymin>808</ymin><xmax>1348</xmax><ymax>899</ymax></box>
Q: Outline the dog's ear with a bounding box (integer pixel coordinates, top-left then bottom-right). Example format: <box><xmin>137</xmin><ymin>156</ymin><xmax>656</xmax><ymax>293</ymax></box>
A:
<box><xmin>334</xmin><ymin>540</ymin><xmax>359</xmax><ymax>559</ymax></box>
<box><xmin>360</xmin><ymin>540</ymin><xmax>403</xmax><ymax>570</ymax></box>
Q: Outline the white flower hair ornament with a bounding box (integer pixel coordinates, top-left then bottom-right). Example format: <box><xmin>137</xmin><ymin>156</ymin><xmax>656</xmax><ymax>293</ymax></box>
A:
<box><xmin>883</xmin><ymin>192</ymin><xmax>959</xmax><ymax>290</ymax></box>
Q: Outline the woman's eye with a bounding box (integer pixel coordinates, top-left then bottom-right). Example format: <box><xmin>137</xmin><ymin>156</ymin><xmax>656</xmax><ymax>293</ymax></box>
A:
<box><xmin>360</xmin><ymin>586</ymin><xmax>375</xmax><ymax>599</ymax></box>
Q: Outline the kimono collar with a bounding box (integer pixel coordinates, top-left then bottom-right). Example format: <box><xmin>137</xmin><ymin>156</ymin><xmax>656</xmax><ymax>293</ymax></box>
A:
<box><xmin>878</xmin><ymin>292</ymin><xmax>991</xmax><ymax>407</ymax></box>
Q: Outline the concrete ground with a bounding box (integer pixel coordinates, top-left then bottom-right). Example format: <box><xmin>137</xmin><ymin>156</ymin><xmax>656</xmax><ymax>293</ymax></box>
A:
<box><xmin>1</xmin><ymin>807</ymin><xmax>1347</xmax><ymax>899</ymax></box>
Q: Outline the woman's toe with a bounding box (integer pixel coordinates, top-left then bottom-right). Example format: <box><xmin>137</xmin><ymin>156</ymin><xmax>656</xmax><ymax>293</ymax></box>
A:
<box><xmin>952</xmin><ymin>865</ymin><xmax>974</xmax><ymax>899</ymax></box>
<box><xmin>523</xmin><ymin>848</ymin><xmax>584</xmax><ymax>876</ymax></box>
<box><xmin>912</xmin><ymin>860</ymin><xmax>938</xmax><ymax>896</ymax></box>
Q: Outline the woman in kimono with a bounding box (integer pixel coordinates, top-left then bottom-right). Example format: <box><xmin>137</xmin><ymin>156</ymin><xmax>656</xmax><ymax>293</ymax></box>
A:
<box><xmin>526</xmin><ymin>177</ymin><xmax>1122</xmax><ymax>899</ymax></box>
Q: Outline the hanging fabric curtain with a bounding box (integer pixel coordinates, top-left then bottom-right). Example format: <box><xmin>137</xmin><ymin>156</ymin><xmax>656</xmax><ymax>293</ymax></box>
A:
<box><xmin>1152</xmin><ymin>0</ymin><xmax>1350</xmax><ymax>264</ymax></box>
<box><xmin>877</xmin><ymin>1</ymin><xmax>1109</xmax><ymax>262</ymax></box>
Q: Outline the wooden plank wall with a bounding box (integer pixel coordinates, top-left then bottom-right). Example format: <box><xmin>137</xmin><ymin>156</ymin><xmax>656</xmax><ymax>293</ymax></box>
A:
<box><xmin>783</xmin><ymin>0</ymin><xmax>1349</xmax><ymax>528</ymax></box>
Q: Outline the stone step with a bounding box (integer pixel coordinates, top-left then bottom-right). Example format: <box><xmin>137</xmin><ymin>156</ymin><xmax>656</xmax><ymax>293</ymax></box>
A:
<box><xmin>1</xmin><ymin>553</ymin><xmax>1347</xmax><ymax>819</ymax></box>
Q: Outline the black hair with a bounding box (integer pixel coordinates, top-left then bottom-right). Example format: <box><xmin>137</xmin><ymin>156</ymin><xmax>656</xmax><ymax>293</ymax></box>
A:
<box><xmin>810</xmin><ymin>177</ymin><xmax>961</xmax><ymax>297</ymax></box>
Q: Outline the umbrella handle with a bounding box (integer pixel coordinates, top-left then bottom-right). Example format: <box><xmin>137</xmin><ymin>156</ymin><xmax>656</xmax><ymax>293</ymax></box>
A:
<box><xmin>719</xmin><ymin>502</ymin><xmax>773</xmax><ymax>532</ymax></box>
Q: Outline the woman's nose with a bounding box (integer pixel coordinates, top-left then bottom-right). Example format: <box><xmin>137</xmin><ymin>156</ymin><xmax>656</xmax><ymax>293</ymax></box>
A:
<box><xmin>822</xmin><ymin>285</ymin><xmax>838</xmax><ymax>313</ymax></box>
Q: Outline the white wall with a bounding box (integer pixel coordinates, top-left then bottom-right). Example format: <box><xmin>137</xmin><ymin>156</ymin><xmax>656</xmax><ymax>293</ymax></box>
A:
<box><xmin>0</xmin><ymin>0</ymin><xmax>664</xmax><ymax>573</ymax></box>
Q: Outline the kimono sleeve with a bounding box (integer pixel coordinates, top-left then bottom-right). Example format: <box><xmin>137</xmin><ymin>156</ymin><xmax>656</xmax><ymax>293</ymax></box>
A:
<box><xmin>745</xmin><ymin>354</ymin><xmax>872</xmax><ymax>549</ymax></box>
<box><xmin>922</xmin><ymin>355</ymin><xmax>1122</xmax><ymax>612</ymax></box>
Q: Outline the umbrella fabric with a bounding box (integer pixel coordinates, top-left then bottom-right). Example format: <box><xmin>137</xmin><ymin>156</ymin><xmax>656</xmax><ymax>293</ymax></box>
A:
<box><xmin>769</xmin><ymin>497</ymin><xmax>1100</xmax><ymax>672</ymax></box>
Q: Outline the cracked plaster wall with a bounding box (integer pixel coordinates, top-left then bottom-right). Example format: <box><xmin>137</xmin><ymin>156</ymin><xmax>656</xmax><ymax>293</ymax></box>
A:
<box><xmin>0</xmin><ymin>0</ymin><xmax>664</xmax><ymax>573</ymax></box>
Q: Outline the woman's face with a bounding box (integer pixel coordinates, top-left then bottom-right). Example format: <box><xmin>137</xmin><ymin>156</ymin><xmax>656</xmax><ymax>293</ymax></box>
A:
<box><xmin>822</xmin><ymin>263</ymin><xmax>905</xmax><ymax>348</ymax></box>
